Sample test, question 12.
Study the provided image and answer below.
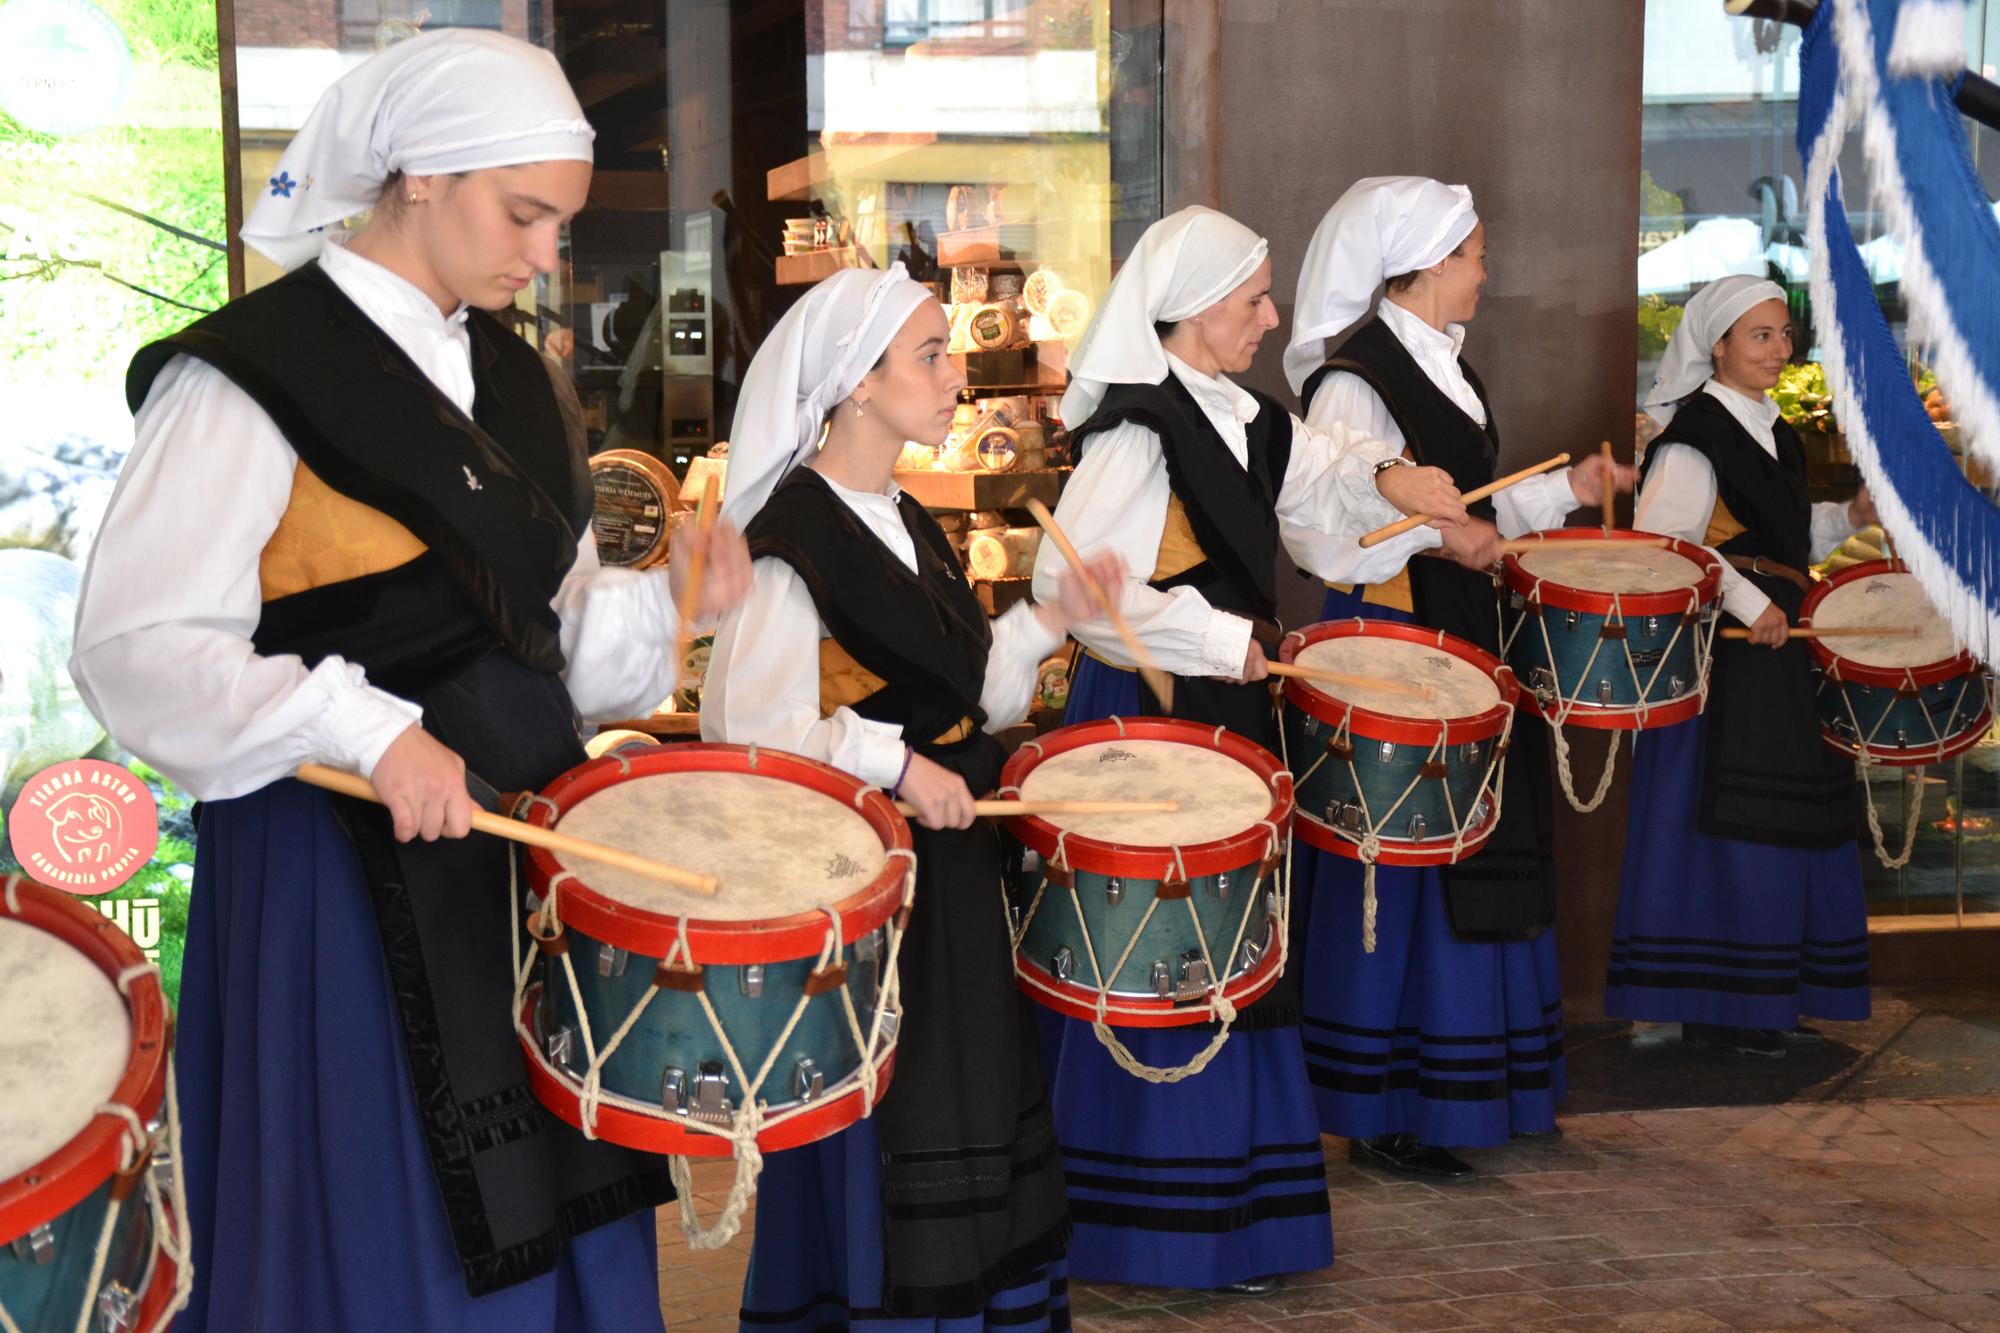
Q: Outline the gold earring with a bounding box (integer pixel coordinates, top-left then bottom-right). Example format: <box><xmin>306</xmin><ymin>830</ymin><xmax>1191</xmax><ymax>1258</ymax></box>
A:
<box><xmin>408</xmin><ymin>193</ymin><xmax>420</xmax><ymax>205</ymax></box>
<box><xmin>854</xmin><ymin>398</ymin><xmax>867</xmax><ymax>417</ymax></box>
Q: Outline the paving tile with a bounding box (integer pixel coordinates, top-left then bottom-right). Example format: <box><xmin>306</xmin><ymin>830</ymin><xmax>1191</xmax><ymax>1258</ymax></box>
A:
<box><xmin>1820</xmin><ymin>1269</ymin><xmax>1943</xmax><ymax>1299</ymax></box>
<box><xmin>1424</xmin><ymin>1268</ymin><xmax>1544</xmax><ymax>1298</ymax></box>
<box><xmin>1345</xmin><ymin>1299</ymin><xmax>1479</xmax><ymax>1331</ymax></box>
<box><xmin>1606</xmin><ymin>1311</ymin><xmax>1735</xmax><ymax>1331</ymax></box>
<box><xmin>1895</xmin><ymin>1290</ymin><xmax>2000</xmax><ymax>1322</ymax></box>
<box><xmin>1904</xmin><ymin>1265</ymin><xmax>2000</xmax><ymax>1293</ymax></box>
<box><xmin>1443</xmin><ymin>1292</ymin><xmax>1572</xmax><ymax>1324</ymax></box>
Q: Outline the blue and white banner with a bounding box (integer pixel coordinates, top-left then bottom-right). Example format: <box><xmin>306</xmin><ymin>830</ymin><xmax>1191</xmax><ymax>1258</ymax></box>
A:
<box><xmin>1798</xmin><ymin>0</ymin><xmax>2000</xmax><ymax>661</ymax></box>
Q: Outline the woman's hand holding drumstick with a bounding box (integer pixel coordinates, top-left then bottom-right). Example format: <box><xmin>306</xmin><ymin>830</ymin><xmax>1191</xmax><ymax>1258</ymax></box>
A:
<box><xmin>1025</xmin><ymin>499</ymin><xmax>1179</xmax><ymax>703</ymax></box>
<box><xmin>667</xmin><ymin>477</ymin><xmax>752</xmax><ymax>685</ymax></box>
<box><xmin>1374</xmin><ymin>459</ymin><xmax>1468</xmax><ymax>529</ymax></box>
<box><xmin>1359</xmin><ymin>453</ymin><xmax>1571</xmax><ymax>549</ymax></box>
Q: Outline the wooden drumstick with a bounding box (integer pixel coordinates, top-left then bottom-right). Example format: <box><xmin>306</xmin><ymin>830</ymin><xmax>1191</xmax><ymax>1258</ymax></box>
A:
<box><xmin>893</xmin><ymin>798</ymin><xmax>1181</xmax><ymax>818</ymax></box>
<box><xmin>1600</xmin><ymin>439</ymin><xmax>1615</xmax><ymax>537</ymax></box>
<box><xmin>1359</xmin><ymin>453</ymin><xmax>1572</xmax><ymax>549</ymax></box>
<box><xmin>1025</xmin><ymin>499</ymin><xmax>1177</xmax><ymax>707</ymax></box>
<box><xmin>296</xmin><ymin>763</ymin><xmax>722</xmax><ymax>896</ymax></box>
<box><xmin>672</xmin><ymin>475</ymin><xmax>721</xmax><ymax>689</ymax></box>
<box><xmin>1719</xmin><ymin>625</ymin><xmax>1925</xmax><ymax>641</ymax></box>
<box><xmin>1265</xmin><ymin>660</ymin><xmax>1437</xmax><ymax>701</ymax></box>
<box><xmin>1500</xmin><ymin>536</ymin><xmax>1672</xmax><ymax>555</ymax></box>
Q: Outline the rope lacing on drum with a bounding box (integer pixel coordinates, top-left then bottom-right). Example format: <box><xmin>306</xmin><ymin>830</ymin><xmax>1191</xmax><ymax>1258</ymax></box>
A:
<box><xmin>1829</xmin><ymin>661</ymin><xmax>1983</xmax><ymax>870</ymax></box>
<box><xmin>2</xmin><ymin>873</ymin><xmax>21</xmax><ymax>915</ymax></box>
<box><xmin>506</xmin><ymin>839</ymin><xmax>907</xmax><ymax>1252</ymax></box>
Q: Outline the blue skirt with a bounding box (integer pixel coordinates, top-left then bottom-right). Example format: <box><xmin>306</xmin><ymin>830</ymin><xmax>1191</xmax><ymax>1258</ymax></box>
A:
<box><xmin>739</xmin><ymin>1118</ymin><xmax>1071</xmax><ymax>1331</ymax></box>
<box><xmin>175</xmin><ymin>781</ymin><xmax>663</xmax><ymax>1333</ymax></box>
<box><xmin>1603</xmin><ymin>716</ymin><xmax>1871</xmax><ymax>1028</ymax></box>
<box><xmin>1034</xmin><ymin>655</ymin><xmax>1333</xmax><ymax>1289</ymax></box>
<box><xmin>1294</xmin><ymin>596</ymin><xmax>1566</xmax><ymax>1148</ymax></box>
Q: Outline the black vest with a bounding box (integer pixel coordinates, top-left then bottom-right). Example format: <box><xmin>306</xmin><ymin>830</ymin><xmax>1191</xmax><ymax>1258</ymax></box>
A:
<box><xmin>1642</xmin><ymin>389</ymin><xmax>1859</xmax><ymax>849</ymax></box>
<box><xmin>1309</xmin><ymin>316</ymin><xmax>1558</xmax><ymax>941</ymax></box>
<box><xmin>127</xmin><ymin>263</ymin><xmax>590</xmax><ymax>693</ymax></box>
<box><xmin>746</xmin><ymin>467</ymin><xmax>993</xmax><ymax>751</ymax></box>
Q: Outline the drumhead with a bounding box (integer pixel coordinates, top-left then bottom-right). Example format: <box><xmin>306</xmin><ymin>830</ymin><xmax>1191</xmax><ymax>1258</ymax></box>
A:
<box><xmin>1516</xmin><ymin>544</ymin><xmax>1704</xmax><ymax>595</ymax></box>
<box><xmin>555</xmin><ymin>771</ymin><xmax>887</xmax><ymax>919</ymax></box>
<box><xmin>1018</xmin><ymin>738</ymin><xmax>1270</xmax><ymax>845</ymax></box>
<box><xmin>0</xmin><ymin>917</ymin><xmax>132</xmax><ymax>1182</ymax></box>
<box><xmin>1813</xmin><ymin>571</ymin><xmax>1960</xmax><ymax>668</ymax></box>
<box><xmin>1295</xmin><ymin>635</ymin><xmax>1501</xmax><ymax>719</ymax></box>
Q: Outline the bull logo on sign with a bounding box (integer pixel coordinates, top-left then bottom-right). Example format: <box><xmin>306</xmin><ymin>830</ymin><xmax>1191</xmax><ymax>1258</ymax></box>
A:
<box><xmin>42</xmin><ymin>789</ymin><xmax>122</xmax><ymax>866</ymax></box>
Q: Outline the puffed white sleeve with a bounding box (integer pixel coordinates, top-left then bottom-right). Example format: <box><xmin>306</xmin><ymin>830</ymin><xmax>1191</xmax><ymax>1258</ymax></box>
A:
<box><xmin>980</xmin><ymin>602</ymin><xmax>1064</xmax><ymax>732</ymax></box>
<box><xmin>1492</xmin><ymin>470</ymin><xmax>1582</xmax><ymax>540</ymax></box>
<box><xmin>1633</xmin><ymin>442</ymin><xmax>1771</xmax><ymax>627</ymax></box>
<box><xmin>699</xmin><ymin>556</ymin><xmax>908</xmax><ymax>788</ymax></box>
<box><xmin>1290</xmin><ymin>370</ymin><xmax>1440</xmax><ymax>579</ymax></box>
<box><xmin>1809</xmin><ymin>501</ymin><xmax>1860</xmax><ymax>562</ymax></box>
<box><xmin>552</xmin><ymin>538</ymin><xmax>680</xmax><ymax>723</ymax></box>
<box><xmin>1030</xmin><ymin>422</ymin><xmax>1253</xmax><ymax>676</ymax></box>
<box><xmin>69</xmin><ymin>356</ymin><xmax>423</xmax><ymax>802</ymax></box>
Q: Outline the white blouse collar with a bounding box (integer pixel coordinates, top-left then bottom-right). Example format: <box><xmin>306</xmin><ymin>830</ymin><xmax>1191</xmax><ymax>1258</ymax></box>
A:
<box><xmin>1165</xmin><ymin>350</ymin><xmax>1260</xmax><ymax>425</ymax></box>
<box><xmin>1701</xmin><ymin>378</ymin><xmax>1781</xmax><ymax>456</ymax></box>
<box><xmin>317</xmin><ymin>241</ymin><xmax>471</xmax><ymax>342</ymax></box>
<box><xmin>1378</xmin><ymin>295</ymin><xmax>1466</xmax><ymax>362</ymax></box>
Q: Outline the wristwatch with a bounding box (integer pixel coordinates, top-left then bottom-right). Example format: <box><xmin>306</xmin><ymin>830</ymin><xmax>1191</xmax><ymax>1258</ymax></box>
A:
<box><xmin>1373</xmin><ymin>456</ymin><xmax>1414</xmax><ymax>476</ymax></box>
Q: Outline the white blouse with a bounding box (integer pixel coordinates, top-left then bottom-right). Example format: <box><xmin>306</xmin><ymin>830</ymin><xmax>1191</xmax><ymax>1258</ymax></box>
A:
<box><xmin>1300</xmin><ymin>297</ymin><xmax>1582</xmax><ymax>555</ymax></box>
<box><xmin>70</xmin><ymin>241</ymin><xmax>681</xmax><ymax>803</ymax></box>
<box><xmin>701</xmin><ymin>470</ymin><xmax>1061</xmax><ymax>789</ymax></box>
<box><xmin>1634</xmin><ymin>380</ymin><xmax>1857</xmax><ymax>628</ymax></box>
<box><xmin>1028</xmin><ymin>353</ymin><xmax>1411</xmax><ymax>678</ymax></box>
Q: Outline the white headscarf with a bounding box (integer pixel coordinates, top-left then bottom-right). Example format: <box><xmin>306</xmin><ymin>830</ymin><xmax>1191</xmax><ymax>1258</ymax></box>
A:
<box><xmin>1283</xmin><ymin>176</ymin><xmax>1478</xmax><ymax>395</ymax></box>
<box><xmin>721</xmin><ymin>264</ymin><xmax>933</xmax><ymax>528</ymax></box>
<box><xmin>1058</xmin><ymin>206</ymin><xmax>1268</xmax><ymax>427</ymax></box>
<box><xmin>242</xmin><ymin>29</ymin><xmax>595</xmax><ymax>270</ymax></box>
<box><xmin>1642</xmin><ymin>275</ymin><xmax>1788</xmax><ymax>425</ymax></box>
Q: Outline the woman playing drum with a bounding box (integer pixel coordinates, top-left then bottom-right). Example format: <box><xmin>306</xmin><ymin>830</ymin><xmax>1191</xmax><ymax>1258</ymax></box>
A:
<box><xmin>1283</xmin><ymin>177</ymin><xmax>1630</xmax><ymax>1179</ymax></box>
<box><xmin>1609</xmin><ymin>276</ymin><xmax>1876</xmax><ymax>1058</ymax></box>
<box><xmin>1024</xmin><ymin>205</ymin><xmax>1459</xmax><ymax>1295</ymax></box>
<box><xmin>702</xmin><ymin>266</ymin><xmax>1116</xmax><ymax>1331</ymax></box>
<box><xmin>68</xmin><ymin>32</ymin><xmax>752</xmax><ymax>1331</ymax></box>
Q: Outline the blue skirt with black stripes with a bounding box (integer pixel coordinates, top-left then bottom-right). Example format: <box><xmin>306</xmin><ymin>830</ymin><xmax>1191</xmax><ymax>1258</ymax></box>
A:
<box><xmin>1031</xmin><ymin>655</ymin><xmax>1333</xmax><ymax>1289</ymax></box>
<box><xmin>1603</xmin><ymin>714</ymin><xmax>1870</xmax><ymax>1028</ymax></box>
<box><xmin>1294</xmin><ymin>594</ymin><xmax>1567</xmax><ymax>1148</ymax></box>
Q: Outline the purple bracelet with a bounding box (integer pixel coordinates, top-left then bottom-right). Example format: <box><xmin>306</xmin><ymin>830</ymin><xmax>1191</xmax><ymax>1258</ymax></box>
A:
<box><xmin>889</xmin><ymin>745</ymin><xmax>915</xmax><ymax>799</ymax></box>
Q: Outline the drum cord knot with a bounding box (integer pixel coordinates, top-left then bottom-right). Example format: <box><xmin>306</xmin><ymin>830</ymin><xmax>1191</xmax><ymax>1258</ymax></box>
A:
<box><xmin>1</xmin><ymin>872</ymin><xmax>22</xmax><ymax>915</ymax></box>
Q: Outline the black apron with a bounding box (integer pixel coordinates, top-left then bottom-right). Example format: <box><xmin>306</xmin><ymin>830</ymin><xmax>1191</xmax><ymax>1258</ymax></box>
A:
<box><xmin>1640</xmin><ymin>390</ymin><xmax>1859</xmax><ymax>849</ymax></box>
<box><xmin>1306</xmin><ymin>316</ymin><xmax>1558</xmax><ymax>941</ymax></box>
<box><xmin>747</xmin><ymin>469</ymin><xmax>1070</xmax><ymax>1316</ymax></box>
<box><xmin>128</xmin><ymin>267</ymin><xmax>672</xmax><ymax>1296</ymax></box>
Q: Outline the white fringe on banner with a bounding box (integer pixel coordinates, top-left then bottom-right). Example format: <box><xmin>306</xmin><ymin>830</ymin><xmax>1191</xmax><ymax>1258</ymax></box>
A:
<box><xmin>1887</xmin><ymin>0</ymin><xmax>1969</xmax><ymax>76</ymax></box>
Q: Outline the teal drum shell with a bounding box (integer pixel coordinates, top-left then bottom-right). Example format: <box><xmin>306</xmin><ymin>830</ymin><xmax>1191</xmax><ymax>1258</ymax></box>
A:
<box><xmin>1500</xmin><ymin>530</ymin><xmax>1723</xmax><ymax>731</ymax></box>
<box><xmin>1279</xmin><ymin>619</ymin><xmax>1516</xmax><ymax>867</ymax></box>
<box><xmin>1802</xmin><ymin>560</ymin><xmax>1995</xmax><ymax>767</ymax></box>
<box><xmin>0</xmin><ymin>1177</ymin><xmax>160</xmax><ymax>1333</ymax></box>
<box><xmin>515</xmin><ymin>743</ymin><xmax>914</xmax><ymax>1157</ymax></box>
<box><xmin>1000</xmin><ymin>718</ymin><xmax>1294</xmax><ymax>1028</ymax></box>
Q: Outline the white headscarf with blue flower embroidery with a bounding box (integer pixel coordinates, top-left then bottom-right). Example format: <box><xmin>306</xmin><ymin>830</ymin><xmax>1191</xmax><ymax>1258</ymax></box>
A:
<box><xmin>242</xmin><ymin>28</ymin><xmax>594</xmax><ymax>270</ymax></box>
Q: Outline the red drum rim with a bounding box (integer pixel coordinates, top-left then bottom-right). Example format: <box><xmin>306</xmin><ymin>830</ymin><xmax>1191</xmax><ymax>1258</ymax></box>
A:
<box><xmin>1502</xmin><ymin>529</ymin><xmax>1722</xmax><ymax>617</ymax></box>
<box><xmin>134</xmin><ymin>1198</ymin><xmax>182</xmax><ymax>1333</ymax></box>
<box><xmin>1279</xmin><ymin>618</ymin><xmax>1518</xmax><ymax>746</ymax></box>
<box><xmin>1293</xmin><ymin>790</ymin><xmax>1503</xmax><ymax>865</ymax></box>
<box><xmin>999</xmin><ymin>718</ymin><xmax>1294</xmax><ymax>879</ymax></box>
<box><xmin>1013</xmin><ymin>919</ymin><xmax>1283</xmax><ymax>1027</ymax></box>
<box><xmin>0</xmin><ymin>877</ymin><xmax>169</xmax><ymax>1246</ymax></box>
<box><xmin>1825</xmin><ymin>705</ymin><xmax>1995</xmax><ymax>767</ymax></box>
<box><xmin>1801</xmin><ymin>559</ymin><xmax>1984</xmax><ymax>690</ymax></box>
<box><xmin>519</xmin><ymin>988</ymin><xmax>897</xmax><ymax>1155</ymax></box>
<box><xmin>523</xmin><ymin>744</ymin><xmax>914</xmax><ymax>965</ymax></box>
<box><xmin>1516</xmin><ymin>687</ymin><xmax>1707</xmax><ymax>732</ymax></box>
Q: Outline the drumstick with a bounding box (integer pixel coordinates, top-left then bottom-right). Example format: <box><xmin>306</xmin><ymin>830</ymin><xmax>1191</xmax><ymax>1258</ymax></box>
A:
<box><xmin>672</xmin><ymin>475</ymin><xmax>720</xmax><ymax>689</ymax></box>
<box><xmin>1359</xmin><ymin>453</ymin><xmax>1571</xmax><ymax>549</ymax></box>
<box><xmin>296</xmin><ymin>763</ymin><xmax>722</xmax><ymax>896</ymax></box>
<box><xmin>1500</xmin><ymin>536</ymin><xmax>1672</xmax><ymax>554</ymax></box>
<box><xmin>1265</xmin><ymin>660</ymin><xmax>1436</xmax><ymax>701</ymax></box>
<box><xmin>1719</xmin><ymin>625</ymin><xmax>1925</xmax><ymax>640</ymax></box>
<box><xmin>893</xmin><ymin>798</ymin><xmax>1181</xmax><ymax>818</ymax></box>
<box><xmin>1024</xmin><ymin>499</ymin><xmax>1177</xmax><ymax>706</ymax></box>
<box><xmin>1600</xmin><ymin>439</ymin><xmax>1615</xmax><ymax>537</ymax></box>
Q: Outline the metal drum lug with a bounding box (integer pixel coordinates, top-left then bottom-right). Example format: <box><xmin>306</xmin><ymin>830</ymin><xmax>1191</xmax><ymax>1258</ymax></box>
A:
<box><xmin>793</xmin><ymin>1057</ymin><xmax>825</xmax><ymax>1103</ymax></box>
<box><xmin>1150</xmin><ymin>959</ymin><xmax>1172</xmax><ymax>997</ymax></box>
<box><xmin>1644</xmin><ymin>615</ymin><xmax>1661</xmax><ymax>636</ymax></box>
<box><xmin>1597</xmin><ymin>679</ymin><xmax>1615</xmax><ymax>704</ymax></box>
<box><xmin>1214</xmin><ymin>871</ymin><xmax>1230</xmax><ymax>902</ymax></box>
<box><xmin>1175</xmin><ymin>951</ymin><xmax>1212</xmax><ymax>1000</ymax></box>
<box><xmin>1051</xmin><ymin>945</ymin><xmax>1074</xmax><ymax>983</ymax></box>
<box><xmin>1105</xmin><ymin>876</ymin><xmax>1125</xmax><ymax>906</ymax></box>
<box><xmin>1406</xmin><ymin>812</ymin><xmax>1428</xmax><ymax>840</ymax></box>
<box><xmin>740</xmin><ymin>964</ymin><xmax>765</xmax><ymax>998</ymax></box>
<box><xmin>1461</xmin><ymin>741</ymin><xmax>1483</xmax><ymax>764</ymax></box>
<box><xmin>1238</xmin><ymin>933</ymin><xmax>1266</xmax><ymax>973</ymax></box>
<box><xmin>1377</xmin><ymin>739</ymin><xmax>1396</xmax><ymax>764</ymax></box>
<box><xmin>597</xmin><ymin>942</ymin><xmax>629</xmax><ymax>978</ymax></box>
<box><xmin>1565</xmin><ymin>610</ymin><xmax>1580</xmax><ymax>631</ymax></box>
<box><xmin>660</xmin><ymin>1067</ymin><xmax>687</xmax><ymax>1114</ymax></box>
<box><xmin>544</xmin><ymin>1021</ymin><xmax>576</xmax><ymax>1072</ymax></box>
<box><xmin>691</xmin><ymin>1062</ymin><xmax>732</xmax><ymax>1122</ymax></box>
<box><xmin>10</xmin><ymin>1223</ymin><xmax>54</xmax><ymax>1265</ymax></box>
<box><xmin>97</xmin><ymin>1283</ymin><xmax>138</xmax><ymax>1333</ymax></box>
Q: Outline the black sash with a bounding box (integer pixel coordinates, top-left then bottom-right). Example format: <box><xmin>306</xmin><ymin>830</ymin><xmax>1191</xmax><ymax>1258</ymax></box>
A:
<box><xmin>1641</xmin><ymin>391</ymin><xmax>1859</xmax><ymax>848</ymax></box>
<box><xmin>1312</xmin><ymin>317</ymin><xmax>1558</xmax><ymax>941</ymax></box>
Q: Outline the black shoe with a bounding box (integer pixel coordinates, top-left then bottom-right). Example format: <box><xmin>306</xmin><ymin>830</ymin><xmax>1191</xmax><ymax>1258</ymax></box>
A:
<box><xmin>1682</xmin><ymin>1022</ymin><xmax>1785</xmax><ymax>1058</ymax></box>
<box><xmin>1784</xmin><ymin>1025</ymin><xmax>1825</xmax><ymax>1045</ymax></box>
<box><xmin>1349</xmin><ymin>1133</ymin><xmax>1476</xmax><ymax>1179</ymax></box>
<box><xmin>1216</xmin><ymin>1275</ymin><xmax>1281</xmax><ymax>1296</ymax></box>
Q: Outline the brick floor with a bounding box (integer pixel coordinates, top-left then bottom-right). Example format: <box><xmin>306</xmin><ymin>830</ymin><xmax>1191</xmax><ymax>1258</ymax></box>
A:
<box><xmin>659</xmin><ymin>1095</ymin><xmax>2000</xmax><ymax>1330</ymax></box>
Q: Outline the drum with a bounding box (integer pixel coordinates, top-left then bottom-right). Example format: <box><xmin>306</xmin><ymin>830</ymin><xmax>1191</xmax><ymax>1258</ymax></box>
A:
<box><xmin>1278</xmin><ymin>618</ymin><xmax>1517</xmax><ymax>866</ymax></box>
<box><xmin>1500</xmin><ymin>530</ymin><xmax>1724</xmax><ymax>730</ymax></box>
<box><xmin>513</xmin><ymin>744</ymin><xmax>913</xmax><ymax>1170</ymax></box>
<box><xmin>1801</xmin><ymin>560</ymin><xmax>1993</xmax><ymax>767</ymax></box>
<box><xmin>1</xmin><ymin>875</ymin><xmax>188</xmax><ymax>1333</ymax></box>
<box><xmin>1000</xmin><ymin>718</ymin><xmax>1293</xmax><ymax>1050</ymax></box>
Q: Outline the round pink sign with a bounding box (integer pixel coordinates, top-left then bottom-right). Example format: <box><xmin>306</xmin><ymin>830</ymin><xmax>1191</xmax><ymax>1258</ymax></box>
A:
<box><xmin>6</xmin><ymin>760</ymin><xmax>160</xmax><ymax>895</ymax></box>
